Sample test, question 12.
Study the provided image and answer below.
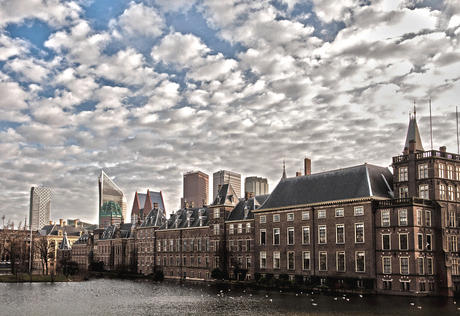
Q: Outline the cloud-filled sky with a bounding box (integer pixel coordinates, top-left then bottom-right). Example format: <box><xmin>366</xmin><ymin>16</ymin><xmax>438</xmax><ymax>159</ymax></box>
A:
<box><xmin>1</xmin><ymin>0</ymin><xmax>459</xmax><ymax>226</ymax></box>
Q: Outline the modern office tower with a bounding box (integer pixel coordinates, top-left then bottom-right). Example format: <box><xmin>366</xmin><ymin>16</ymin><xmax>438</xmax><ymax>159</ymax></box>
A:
<box><xmin>98</xmin><ymin>171</ymin><xmax>127</xmax><ymax>229</ymax></box>
<box><xmin>181</xmin><ymin>171</ymin><xmax>209</xmax><ymax>208</ymax></box>
<box><xmin>29</xmin><ymin>186</ymin><xmax>51</xmax><ymax>230</ymax></box>
<box><xmin>244</xmin><ymin>176</ymin><xmax>269</xmax><ymax>196</ymax></box>
<box><xmin>213</xmin><ymin>170</ymin><xmax>241</xmax><ymax>200</ymax></box>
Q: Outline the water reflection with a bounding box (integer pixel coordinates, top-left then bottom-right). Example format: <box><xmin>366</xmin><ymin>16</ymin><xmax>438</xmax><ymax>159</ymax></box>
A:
<box><xmin>1</xmin><ymin>279</ymin><xmax>460</xmax><ymax>316</ymax></box>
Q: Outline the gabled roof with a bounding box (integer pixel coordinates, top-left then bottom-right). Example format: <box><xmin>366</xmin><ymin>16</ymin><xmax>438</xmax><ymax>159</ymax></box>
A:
<box><xmin>139</xmin><ymin>208</ymin><xmax>166</xmax><ymax>228</ymax></box>
<box><xmin>58</xmin><ymin>232</ymin><xmax>71</xmax><ymax>250</ymax></box>
<box><xmin>404</xmin><ymin>116</ymin><xmax>424</xmax><ymax>153</ymax></box>
<box><xmin>259</xmin><ymin>163</ymin><xmax>393</xmax><ymax>210</ymax></box>
<box><xmin>158</xmin><ymin>207</ymin><xmax>209</xmax><ymax>230</ymax></box>
<box><xmin>212</xmin><ymin>183</ymin><xmax>238</xmax><ymax>206</ymax></box>
<box><xmin>100</xmin><ymin>223</ymin><xmax>135</xmax><ymax>240</ymax></box>
<box><xmin>36</xmin><ymin>224</ymin><xmax>86</xmax><ymax>237</ymax></box>
<box><xmin>227</xmin><ymin>195</ymin><xmax>270</xmax><ymax>221</ymax></box>
<box><xmin>73</xmin><ymin>233</ymin><xmax>90</xmax><ymax>245</ymax></box>
<box><xmin>132</xmin><ymin>190</ymin><xmax>166</xmax><ymax>218</ymax></box>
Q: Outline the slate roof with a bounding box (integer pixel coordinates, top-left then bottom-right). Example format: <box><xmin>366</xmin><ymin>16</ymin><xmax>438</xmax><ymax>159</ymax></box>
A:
<box><xmin>100</xmin><ymin>223</ymin><xmax>135</xmax><ymax>240</ymax></box>
<box><xmin>36</xmin><ymin>224</ymin><xmax>86</xmax><ymax>237</ymax></box>
<box><xmin>212</xmin><ymin>183</ymin><xmax>238</xmax><ymax>206</ymax></box>
<box><xmin>139</xmin><ymin>208</ymin><xmax>166</xmax><ymax>228</ymax></box>
<box><xmin>58</xmin><ymin>232</ymin><xmax>71</xmax><ymax>250</ymax></box>
<box><xmin>227</xmin><ymin>195</ymin><xmax>270</xmax><ymax>221</ymax></box>
<box><xmin>404</xmin><ymin>116</ymin><xmax>424</xmax><ymax>152</ymax></box>
<box><xmin>73</xmin><ymin>233</ymin><xmax>90</xmax><ymax>245</ymax></box>
<box><xmin>133</xmin><ymin>190</ymin><xmax>166</xmax><ymax>218</ymax></box>
<box><xmin>158</xmin><ymin>207</ymin><xmax>209</xmax><ymax>230</ymax></box>
<box><xmin>259</xmin><ymin>163</ymin><xmax>393</xmax><ymax>210</ymax></box>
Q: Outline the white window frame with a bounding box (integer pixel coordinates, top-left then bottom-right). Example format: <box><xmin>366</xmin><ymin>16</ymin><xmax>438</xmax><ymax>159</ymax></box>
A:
<box><xmin>382</xmin><ymin>234</ymin><xmax>390</xmax><ymax>250</ymax></box>
<box><xmin>318</xmin><ymin>210</ymin><xmax>326</xmax><ymax>218</ymax></box>
<box><xmin>400</xmin><ymin>257</ymin><xmax>409</xmax><ymax>275</ymax></box>
<box><xmin>287</xmin><ymin>227</ymin><xmax>294</xmax><ymax>245</ymax></box>
<box><xmin>287</xmin><ymin>251</ymin><xmax>295</xmax><ymax>270</ymax></box>
<box><xmin>355</xmin><ymin>223</ymin><xmax>364</xmax><ymax>243</ymax></box>
<box><xmin>419</xmin><ymin>184</ymin><xmax>429</xmax><ymax>199</ymax></box>
<box><xmin>302</xmin><ymin>226</ymin><xmax>310</xmax><ymax>244</ymax></box>
<box><xmin>260</xmin><ymin>229</ymin><xmax>266</xmax><ymax>246</ymax></box>
<box><xmin>302</xmin><ymin>251</ymin><xmax>310</xmax><ymax>270</ymax></box>
<box><xmin>273</xmin><ymin>251</ymin><xmax>280</xmax><ymax>269</ymax></box>
<box><xmin>319</xmin><ymin>225</ymin><xmax>327</xmax><ymax>244</ymax></box>
<box><xmin>287</xmin><ymin>213</ymin><xmax>294</xmax><ymax>221</ymax></box>
<box><xmin>354</xmin><ymin>206</ymin><xmax>364</xmax><ymax>216</ymax></box>
<box><xmin>335</xmin><ymin>208</ymin><xmax>344</xmax><ymax>217</ymax></box>
<box><xmin>260</xmin><ymin>252</ymin><xmax>266</xmax><ymax>269</ymax></box>
<box><xmin>273</xmin><ymin>228</ymin><xmax>280</xmax><ymax>245</ymax></box>
<box><xmin>399</xmin><ymin>233</ymin><xmax>408</xmax><ymax>250</ymax></box>
<box><xmin>383</xmin><ymin>256</ymin><xmax>391</xmax><ymax>274</ymax></box>
<box><xmin>260</xmin><ymin>215</ymin><xmax>266</xmax><ymax>223</ymax></box>
<box><xmin>399</xmin><ymin>209</ymin><xmax>407</xmax><ymax>226</ymax></box>
<box><xmin>418</xmin><ymin>164</ymin><xmax>428</xmax><ymax>179</ymax></box>
<box><xmin>302</xmin><ymin>211</ymin><xmax>310</xmax><ymax>220</ymax></box>
<box><xmin>273</xmin><ymin>214</ymin><xmax>280</xmax><ymax>222</ymax></box>
<box><xmin>355</xmin><ymin>251</ymin><xmax>365</xmax><ymax>272</ymax></box>
<box><xmin>399</xmin><ymin>167</ymin><xmax>408</xmax><ymax>181</ymax></box>
<box><xmin>336</xmin><ymin>224</ymin><xmax>345</xmax><ymax>244</ymax></box>
<box><xmin>336</xmin><ymin>251</ymin><xmax>345</xmax><ymax>272</ymax></box>
<box><xmin>319</xmin><ymin>251</ymin><xmax>327</xmax><ymax>271</ymax></box>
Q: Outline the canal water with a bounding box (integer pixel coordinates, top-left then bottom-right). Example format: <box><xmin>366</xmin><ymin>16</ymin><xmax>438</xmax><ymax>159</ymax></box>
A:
<box><xmin>1</xmin><ymin>279</ymin><xmax>459</xmax><ymax>315</ymax></box>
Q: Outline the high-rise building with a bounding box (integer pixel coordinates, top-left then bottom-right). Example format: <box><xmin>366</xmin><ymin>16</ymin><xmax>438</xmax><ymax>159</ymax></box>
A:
<box><xmin>98</xmin><ymin>171</ymin><xmax>127</xmax><ymax>229</ymax></box>
<box><xmin>181</xmin><ymin>171</ymin><xmax>209</xmax><ymax>208</ymax></box>
<box><xmin>244</xmin><ymin>176</ymin><xmax>269</xmax><ymax>196</ymax></box>
<box><xmin>29</xmin><ymin>186</ymin><xmax>51</xmax><ymax>230</ymax></box>
<box><xmin>213</xmin><ymin>170</ymin><xmax>241</xmax><ymax>200</ymax></box>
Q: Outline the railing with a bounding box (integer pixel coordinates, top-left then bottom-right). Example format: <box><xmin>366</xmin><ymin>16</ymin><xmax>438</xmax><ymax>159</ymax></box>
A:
<box><xmin>393</xmin><ymin>150</ymin><xmax>460</xmax><ymax>163</ymax></box>
<box><xmin>374</xmin><ymin>197</ymin><xmax>435</xmax><ymax>208</ymax></box>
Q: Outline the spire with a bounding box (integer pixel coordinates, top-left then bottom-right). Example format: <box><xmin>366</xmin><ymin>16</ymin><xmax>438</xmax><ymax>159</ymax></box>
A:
<box><xmin>59</xmin><ymin>231</ymin><xmax>71</xmax><ymax>250</ymax></box>
<box><xmin>403</xmin><ymin>104</ymin><xmax>424</xmax><ymax>153</ymax></box>
<box><xmin>282</xmin><ymin>158</ymin><xmax>287</xmax><ymax>179</ymax></box>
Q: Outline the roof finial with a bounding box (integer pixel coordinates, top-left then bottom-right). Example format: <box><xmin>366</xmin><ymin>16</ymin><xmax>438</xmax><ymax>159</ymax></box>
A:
<box><xmin>413</xmin><ymin>100</ymin><xmax>416</xmax><ymax>119</ymax></box>
<box><xmin>282</xmin><ymin>158</ymin><xmax>287</xmax><ymax>179</ymax></box>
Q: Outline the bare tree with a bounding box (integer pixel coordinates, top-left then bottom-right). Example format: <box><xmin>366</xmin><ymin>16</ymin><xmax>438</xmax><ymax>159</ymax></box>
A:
<box><xmin>35</xmin><ymin>237</ymin><xmax>51</xmax><ymax>275</ymax></box>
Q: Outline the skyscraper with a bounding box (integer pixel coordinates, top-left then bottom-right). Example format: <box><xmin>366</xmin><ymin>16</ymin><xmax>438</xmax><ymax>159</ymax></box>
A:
<box><xmin>244</xmin><ymin>176</ymin><xmax>269</xmax><ymax>196</ymax></box>
<box><xmin>29</xmin><ymin>186</ymin><xmax>51</xmax><ymax>230</ymax></box>
<box><xmin>213</xmin><ymin>170</ymin><xmax>241</xmax><ymax>200</ymax></box>
<box><xmin>181</xmin><ymin>171</ymin><xmax>209</xmax><ymax>208</ymax></box>
<box><xmin>98</xmin><ymin>171</ymin><xmax>127</xmax><ymax>229</ymax></box>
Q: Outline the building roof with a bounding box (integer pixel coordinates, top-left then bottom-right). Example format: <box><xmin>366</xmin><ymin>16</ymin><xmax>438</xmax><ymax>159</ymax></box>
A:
<box><xmin>99</xmin><ymin>223</ymin><xmax>135</xmax><ymax>240</ymax></box>
<box><xmin>258</xmin><ymin>163</ymin><xmax>393</xmax><ymax>210</ymax></box>
<box><xmin>36</xmin><ymin>224</ymin><xmax>86</xmax><ymax>237</ymax></box>
<box><xmin>132</xmin><ymin>190</ymin><xmax>166</xmax><ymax>218</ymax></box>
<box><xmin>58</xmin><ymin>232</ymin><xmax>71</xmax><ymax>250</ymax></box>
<box><xmin>211</xmin><ymin>183</ymin><xmax>238</xmax><ymax>206</ymax></box>
<box><xmin>73</xmin><ymin>233</ymin><xmax>90</xmax><ymax>245</ymax></box>
<box><xmin>139</xmin><ymin>208</ymin><xmax>166</xmax><ymax>228</ymax></box>
<box><xmin>158</xmin><ymin>206</ymin><xmax>209</xmax><ymax>230</ymax></box>
<box><xmin>227</xmin><ymin>195</ymin><xmax>270</xmax><ymax>221</ymax></box>
<box><xmin>404</xmin><ymin>115</ymin><xmax>424</xmax><ymax>153</ymax></box>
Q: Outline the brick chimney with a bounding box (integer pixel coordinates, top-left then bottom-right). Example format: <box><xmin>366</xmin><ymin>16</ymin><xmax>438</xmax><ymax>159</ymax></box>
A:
<box><xmin>304</xmin><ymin>158</ymin><xmax>311</xmax><ymax>175</ymax></box>
<box><xmin>74</xmin><ymin>220</ymin><xmax>78</xmax><ymax>228</ymax></box>
<box><xmin>440</xmin><ymin>146</ymin><xmax>447</xmax><ymax>153</ymax></box>
<box><xmin>59</xmin><ymin>219</ymin><xmax>63</xmax><ymax>226</ymax></box>
<box><xmin>409</xmin><ymin>139</ymin><xmax>416</xmax><ymax>153</ymax></box>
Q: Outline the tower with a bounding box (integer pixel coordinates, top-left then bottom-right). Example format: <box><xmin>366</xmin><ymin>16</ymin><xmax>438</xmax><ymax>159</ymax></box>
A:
<box><xmin>213</xmin><ymin>170</ymin><xmax>241</xmax><ymax>200</ymax></box>
<box><xmin>98</xmin><ymin>171</ymin><xmax>127</xmax><ymax>229</ymax></box>
<box><xmin>244</xmin><ymin>176</ymin><xmax>269</xmax><ymax>196</ymax></box>
<box><xmin>29</xmin><ymin>186</ymin><xmax>51</xmax><ymax>230</ymax></box>
<box><xmin>181</xmin><ymin>171</ymin><xmax>209</xmax><ymax>208</ymax></box>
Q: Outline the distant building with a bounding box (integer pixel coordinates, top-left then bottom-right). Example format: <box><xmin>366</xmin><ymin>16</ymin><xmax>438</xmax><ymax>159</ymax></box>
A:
<box><xmin>98</xmin><ymin>171</ymin><xmax>127</xmax><ymax>228</ymax></box>
<box><xmin>131</xmin><ymin>190</ymin><xmax>165</xmax><ymax>223</ymax></box>
<box><xmin>181</xmin><ymin>171</ymin><xmax>209</xmax><ymax>209</ymax></box>
<box><xmin>244</xmin><ymin>176</ymin><xmax>269</xmax><ymax>196</ymax></box>
<box><xmin>99</xmin><ymin>201</ymin><xmax>123</xmax><ymax>229</ymax></box>
<box><xmin>213</xmin><ymin>170</ymin><xmax>241</xmax><ymax>200</ymax></box>
<box><xmin>29</xmin><ymin>186</ymin><xmax>51</xmax><ymax>230</ymax></box>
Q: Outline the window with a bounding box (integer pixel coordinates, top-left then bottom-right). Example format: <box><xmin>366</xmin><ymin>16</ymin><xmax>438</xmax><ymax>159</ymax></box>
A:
<box><xmin>318</xmin><ymin>210</ymin><xmax>326</xmax><ymax>218</ymax></box>
<box><xmin>401</xmin><ymin>281</ymin><xmax>410</xmax><ymax>291</ymax></box>
<box><xmin>458</xmin><ymin>187</ymin><xmax>460</xmax><ymax>201</ymax></box>
<box><xmin>303</xmin><ymin>252</ymin><xmax>310</xmax><ymax>270</ymax></box>
<box><xmin>319</xmin><ymin>251</ymin><xmax>327</xmax><ymax>271</ymax></box>
<box><xmin>419</xmin><ymin>164</ymin><xmax>428</xmax><ymax>179</ymax></box>
<box><xmin>337</xmin><ymin>251</ymin><xmax>345</xmax><ymax>271</ymax></box>
<box><xmin>440</xmin><ymin>185</ymin><xmax>446</xmax><ymax>200</ymax></box>
<box><xmin>287</xmin><ymin>251</ymin><xmax>295</xmax><ymax>270</ymax></box>
<box><xmin>399</xmin><ymin>233</ymin><xmax>408</xmax><ymax>250</ymax></box>
<box><xmin>453</xmin><ymin>258</ymin><xmax>459</xmax><ymax>275</ymax></box>
<box><xmin>319</xmin><ymin>225</ymin><xmax>326</xmax><ymax>244</ymax></box>
<box><xmin>237</xmin><ymin>240</ymin><xmax>242</xmax><ymax>252</ymax></box>
<box><xmin>448</xmin><ymin>165</ymin><xmax>454</xmax><ymax>179</ymax></box>
<box><xmin>229</xmin><ymin>224</ymin><xmax>234</xmax><ymax>234</ymax></box>
<box><xmin>260</xmin><ymin>230</ymin><xmax>266</xmax><ymax>245</ymax></box>
<box><xmin>205</xmin><ymin>257</ymin><xmax>209</xmax><ymax>268</ymax></box>
<box><xmin>426</xmin><ymin>210</ymin><xmax>431</xmax><ymax>227</ymax></box>
<box><xmin>439</xmin><ymin>164</ymin><xmax>445</xmax><ymax>178</ymax></box>
<box><xmin>336</xmin><ymin>224</ymin><xmax>345</xmax><ymax>243</ymax></box>
<box><xmin>400</xmin><ymin>257</ymin><xmax>409</xmax><ymax>275</ymax></box>
<box><xmin>214</xmin><ymin>208</ymin><xmax>220</xmax><ymax>219</ymax></box>
<box><xmin>382</xmin><ymin>234</ymin><xmax>390</xmax><ymax>250</ymax></box>
<box><xmin>399</xmin><ymin>209</ymin><xmax>407</xmax><ymax>226</ymax></box>
<box><xmin>399</xmin><ymin>187</ymin><xmax>409</xmax><ymax>198</ymax></box>
<box><xmin>205</xmin><ymin>238</ymin><xmax>210</xmax><ymax>252</ymax></box>
<box><xmin>246</xmin><ymin>257</ymin><xmax>251</xmax><ymax>269</ymax></box>
<box><xmin>237</xmin><ymin>223</ymin><xmax>242</xmax><ymax>234</ymax></box>
<box><xmin>335</xmin><ymin>208</ymin><xmax>344</xmax><ymax>217</ymax></box>
<box><xmin>287</xmin><ymin>227</ymin><xmax>294</xmax><ymax>245</ymax></box>
<box><xmin>427</xmin><ymin>257</ymin><xmax>433</xmax><ymax>275</ymax></box>
<box><xmin>399</xmin><ymin>167</ymin><xmax>408</xmax><ymax>181</ymax></box>
<box><xmin>246</xmin><ymin>223</ymin><xmax>251</xmax><ymax>234</ymax></box>
<box><xmin>273</xmin><ymin>214</ymin><xmax>280</xmax><ymax>222</ymax></box>
<box><xmin>382</xmin><ymin>211</ymin><xmax>390</xmax><ymax>227</ymax></box>
<box><xmin>197</xmin><ymin>238</ymin><xmax>202</xmax><ymax>251</ymax></box>
<box><xmin>214</xmin><ymin>224</ymin><xmax>220</xmax><ymax>235</ymax></box>
<box><xmin>457</xmin><ymin>166</ymin><xmax>460</xmax><ymax>180</ymax></box>
<box><xmin>273</xmin><ymin>251</ymin><xmax>280</xmax><ymax>269</ymax></box>
<box><xmin>260</xmin><ymin>215</ymin><xmax>266</xmax><ymax>223</ymax></box>
<box><xmin>354</xmin><ymin>206</ymin><xmax>364</xmax><ymax>216</ymax></box>
<box><xmin>450</xmin><ymin>235</ymin><xmax>458</xmax><ymax>252</ymax></box>
<box><xmin>287</xmin><ymin>213</ymin><xmax>294</xmax><ymax>221</ymax></box>
<box><xmin>383</xmin><ymin>257</ymin><xmax>391</xmax><ymax>274</ymax></box>
<box><xmin>302</xmin><ymin>226</ymin><xmax>310</xmax><ymax>244</ymax></box>
<box><xmin>419</xmin><ymin>184</ymin><xmax>429</xmax><ymax>199</ymax></box>
<box><xmin>246</xmin><ymin>239</ymin><xmax>251</xmax><ymax>251</ymax></box>
<box><xmin>449</xmin><ymin>211</ymin><xmax>456</xmax><ymax>227</ymax></box>
<box><xmin>418</xmin><ymin>257</ymin><xmax>424</xmax><ymax>275</ymax></box>
<box><xmin>448</xmin><ymin>186</ymin><xmax>454</xmax><ymax>201</ymax></box>
<box><xmin>418</xmin><ymin>234</ymin><xmax>423</xmax><ymax>250</ymax></box>
<box><xmin>302</xmin><ymin>211</ymin><xmax>310</xmax><ymax>220</ymax></box>
<box><xmin>356</xmin><ymin>251</ymin><xmax>365</xmax><ymax>272</ymax></box>
<box><xmin>415</xmin><ymin>209</ymin><xmax>422</xmax><ymax>226</ymax></box>
<box><xmin>273</xmin><ymin>228</ymin><xmax>280</xmax><ymax>245</ymax></box>
<box><xmin>383</xmin><ymin>280</ymin><xmax>392</xmax><ymax>290</ymax></box>
<box><xmin>355</xmin><ymin>223</ymin><xmax>364</xmax><ymax>243</ymax></box>
<box><xmin>260</xmin><ymin>252</ymin><xmax>266</xmax><ymax>269</ymax></box>
<box><xmin>426</xmin><ymin>234</ymin><xmax>432</xmax><ymax>251</ymax></box>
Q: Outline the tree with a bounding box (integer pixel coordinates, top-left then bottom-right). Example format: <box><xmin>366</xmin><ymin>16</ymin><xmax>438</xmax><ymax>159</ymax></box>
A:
<box><xmin>35</xmin><ymin>237</ymin><xmax>51</xmax><ymax>275</ymax></box>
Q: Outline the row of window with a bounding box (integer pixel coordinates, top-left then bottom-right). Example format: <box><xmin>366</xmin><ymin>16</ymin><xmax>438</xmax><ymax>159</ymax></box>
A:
<box><xmin>381</xmin><ymin>233</ymin><xmax>433</xmax><ymax>251</ymax></box>
<box><xmin>382</xmin><ymin>256</ymin><xmax>433</xmax><ymax>275</ymax></box>
<box><xmin>157</xmin><ymin>238</ymin><xmax>210</xmax><ymax>252</ymax></box>
<box><xmin>381</xmin><ymin>209</ymin><xmax>431</xmax><ymax>227</ymax></box>
<box><xmin>157</xmin><ymin>255</ymin><xmax>212</xmax><ymax>268</ymax></box>
<box><xmin>400</xmin><ymin>183</ymin><xmax>460</xmax><ymax>201</ymax></box>
<box><xmin>259</xmin><ymin>207</ymin><xmax>365</xmax><ymax>223</ymax></box>
<box><xmin>229</xmin><ymin>223</ymin><xmax>251</xmax><ymax>234</ymax></box>
<box><xmin>260</xmin><ymin>251</ymin><xmax>366</xmax><ymax>272</ymax></box>
<box><xmin>228</xmin><ymin>239</ymin><xmax>251</xmax><ymax>252</ymax></box>
<box><xmin>399</xmin><ymin>164</ymin><xmax>460</xmax><ymax>181</ymax></box>
<box><xmin>260</xmin><ymin>223</ymin><xmax>365</xmax><ymax>245</ymax></box>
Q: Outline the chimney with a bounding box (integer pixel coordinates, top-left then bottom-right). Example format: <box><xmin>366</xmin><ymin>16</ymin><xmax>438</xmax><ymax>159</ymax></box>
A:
<box><xmin>403</xmin><ymin>147</ymin><xmax>409</xmax><ymax>155</ymax></box>
<box><xmin>49</xmin><ymin>221</ymin><xmax>53</xmax><ymax>225</ymax></box>
<box><xmin>440</xmin><ymin>146</ymin><xmax>447</xmax><ymax>153</ymax></box>
<box><xmin>304</xmin><ymin>158</ymin><xmax>311</xmax><ymax>175</ymax></box>
<box><xmin>296</xmin><ymin>172</ymin><xmax>302</xmax><ymax>177</ymax></box>
<box><xmin>63</xmin><ymin>221</ymin><xmax>66</xmax><ymax>226</ymax></box>
<box><xmin>59</xmin><ymin>219</ymin><xmax>63</xmax><ymax>226</ymax></box>
<box><xmin>153</xmin><ymin>202</ymin><xmax>158</xmax><ymax>209</ymax></box>
<box><xmin>409</xmin><ymin>139</ymin><xmax>416</xmax><ymax>153</ymax></box>
<box><xmin>74</xmin><ymin>220</ymin><xmax>78</xmax><ymax>228</ymax></box>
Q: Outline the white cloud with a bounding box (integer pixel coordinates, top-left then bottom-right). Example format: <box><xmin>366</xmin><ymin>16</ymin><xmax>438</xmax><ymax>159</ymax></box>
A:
<box><xmin>111</xmin><ymin>2</ymin><xmax>165</xmax><ymax>38</ymax></box>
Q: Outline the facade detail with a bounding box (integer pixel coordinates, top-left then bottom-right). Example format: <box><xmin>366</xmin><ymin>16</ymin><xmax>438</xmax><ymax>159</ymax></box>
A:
<box><xmin>29</xmin><ymin>186</ymin><xmax>51</xmax><ymax>230</ymax></box>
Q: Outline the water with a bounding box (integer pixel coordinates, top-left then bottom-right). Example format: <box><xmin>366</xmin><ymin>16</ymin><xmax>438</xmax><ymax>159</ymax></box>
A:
<box><xmin>1</xmin><ymin>279</ymin><xmax>460</xmax><ymax>315</ymax></box>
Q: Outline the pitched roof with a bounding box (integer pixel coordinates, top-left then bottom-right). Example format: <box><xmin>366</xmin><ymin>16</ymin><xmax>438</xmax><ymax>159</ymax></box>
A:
<box><xmin>227</xmin><ymin>195</ymin><xmax>270</xmax><ymax>221</ymax></box>
<box><xmin>139</xmin><ymin>208</ymin><xmax>166</xmax><ymax>228</ymax></box>
<box><xmin>36</xmin><ymin>224</ymin><xmax>86</xmax><ymax>237</ymax></box>
<box><xmin>211</xmin><ymin>183</ymin><xmax>238</xmax><ymax>206</ymax></box>
<box><xmin>259</xmin><ymin>163</ymin><xmax>393</xmax><ymax>210</ymax></box>
<box><xmin>58</xmin><ymin>232</ymin><xmax>71</xmax><ymax>250</ymax></box>
<box><xmin>132</xmin><ymin>190</ymin><xmax>166</xmax><ymax>218</ymax></box>
<box><xmin>99</xmin><ymin>223</ymin><xmax>135</xmax><ymax>240</ymax></box>
<box><xmin>404</xmin><ymin>116</ymin><xmax>424</xmax><ymax>153</ymax></box>
<box><xmin>158</xmin><ymin>207</ymin><xmax>209</xmax><ymax>230</ymax></box>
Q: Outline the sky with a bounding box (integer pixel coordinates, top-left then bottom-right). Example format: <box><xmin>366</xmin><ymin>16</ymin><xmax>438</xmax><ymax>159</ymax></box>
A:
<box><xmin>1</xmin><ymin>0</ymin><xmax>460</xmax><ymax>227</ymax></box>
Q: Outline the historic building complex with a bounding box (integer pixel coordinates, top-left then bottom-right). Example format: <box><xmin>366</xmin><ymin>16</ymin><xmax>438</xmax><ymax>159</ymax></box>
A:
<box><xmin>32</xmin><ymin>111</ymin><xmax>460</xmax><ymax>296</ymax></box>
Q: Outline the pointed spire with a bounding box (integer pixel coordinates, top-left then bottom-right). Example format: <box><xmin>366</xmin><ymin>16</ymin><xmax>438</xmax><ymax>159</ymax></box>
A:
<box><xmin>282</xmin><ymin>158</ymin><xmax>287</xmax><ymax>179</ymax></box>
<box><xmin>403</xmin><ymin>104</ymin><xmax>424</xmax><ymax>153</ymax></box>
